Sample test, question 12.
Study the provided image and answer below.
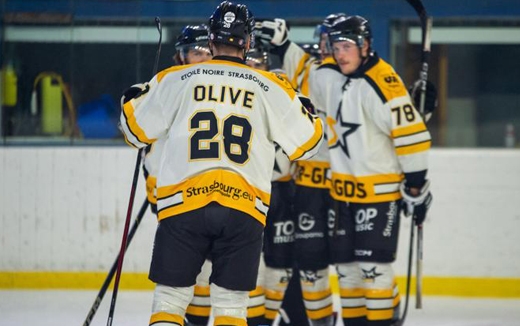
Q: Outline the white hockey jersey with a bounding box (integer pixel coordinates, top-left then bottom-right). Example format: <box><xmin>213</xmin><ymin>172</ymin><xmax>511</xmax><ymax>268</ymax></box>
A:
<box><xmin>142</xmin><ymin>138</ymin><xmax>164</xmax><ymax>207</ymax></box>
<box><xmin>120</xmin><ymin>56</ymin><xmax>324</xmax><ymax>225</ymax></box>
<box><xmin>282</xmin><ymin>43</ymin><xmax>333</xmax><ymax>190</ymax></box>
<box><xmin>312</xmin><ymin>54</ymin><xmax>431</xmax><ymax>203</ymax></box>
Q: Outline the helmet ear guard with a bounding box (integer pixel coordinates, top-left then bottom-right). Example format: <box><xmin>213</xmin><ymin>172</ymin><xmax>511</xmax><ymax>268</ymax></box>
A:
<box><xmin>208</xmin><ymin>1</ymin><xmax>255</xmax><ymax>49</ymax></box>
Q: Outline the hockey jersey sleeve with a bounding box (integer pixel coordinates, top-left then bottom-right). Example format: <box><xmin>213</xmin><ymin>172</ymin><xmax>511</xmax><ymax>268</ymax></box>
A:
<box><xmin>119</xmin><ymin>72</ymin><xmax>173</xmax><ymax>149</ymax></box>
<box><xmin>280</xmin><ymin>41</ymin><xmax>318</xmax><ymax>95</ymax></box>
<box><xmin>364</xmin><ymin>67</ymin><xmax>431</xmax><ymax>187</ymax></box>
<box><xmin>260</xmin><ymin>70</ymin><xmax>324</xmax><ymax>162</ymax></box>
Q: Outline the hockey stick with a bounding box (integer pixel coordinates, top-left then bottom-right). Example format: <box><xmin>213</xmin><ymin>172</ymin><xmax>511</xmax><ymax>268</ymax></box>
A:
<box><xmin>106</xmin><ymin>17</ymin><xmax>162</xmax><ymax>326</ymax></box>
<box><xmin>83</xmin><ymin>198</ymin><xmax>149</xmax><ymax>326</ymax></box>
<box><xmin>394</xmin><ymin>210</ymin><xmax>415</xmax><ymax>326</ymax></box>
<box><xmin>405</xmin><ymin>0</ymin><xmax>432</xmax><ymax>312</ymax></box>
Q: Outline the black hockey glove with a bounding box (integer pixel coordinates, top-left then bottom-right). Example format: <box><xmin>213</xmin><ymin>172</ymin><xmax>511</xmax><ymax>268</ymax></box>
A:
<box><xmin>409</xmin><ymin>79</ymin><xmax>438</xmax><ymax>123</ymax></box>
<box><xmin>254</xmin><ymin>18</ymin><xmax>289</xmax><ymax>46</ymax></box>
<box><xmin>120</xmin><ymin>83</ymin><xmax>149</xmax><ymax>107</ymax></box>
<box><xmin>400</xmin><ymin>180</ymin><xmax>432</xmax><ymax>225</ymax></box>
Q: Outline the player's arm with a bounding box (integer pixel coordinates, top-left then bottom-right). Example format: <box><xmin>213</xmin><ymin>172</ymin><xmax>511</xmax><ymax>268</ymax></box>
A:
<box><xmin>256</xmin><ymin>18</ymin><xmax>317</xmax><ymax>90</ymax></box>
<box><xmin>267</xmin><ymin>84</ymin><xmax>324</xmax><ymax>161</ymax></box>
<box><xmin>119</xmin><ymin>76</ymin><xmax>169</xmax><ymax>148</ymax></box>
<box><xmin>368</xmin><ymin>83</ymin><xmax>432</xmax><ymax>223</ymax></box>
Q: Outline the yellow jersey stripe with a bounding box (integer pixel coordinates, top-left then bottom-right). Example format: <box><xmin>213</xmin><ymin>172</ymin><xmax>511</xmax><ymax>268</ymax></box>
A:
<box><xmin>289</xmin><ymin>118</ymin><xmax>323</xmax><ymax>161</ymax></box>
<box><xmin>392</xmin><ymin>122</ymin><xmax>427</xmax><ymax>138</ymax></box>
<box><xmin>395</xmin><ymin>140</ymin><xmax>431</xmax><ymax>156</ymax></box>
<box><xmin>330</xmin><ymin>172</ymin><xmax>404</xmax><ymax>203</ymax></box>
<box><xmin>122</xmin><ymin>101</ymin><xmax>155</xmax><ymax>145</ymax></box>
<box><xmin>294</xmin><ymin>160</ymin><xmax>331</xmax><ymax>189</ymax></box>
<box><xmin>157</xmin><ymin>169</ymin><xmax>271</xmax><ymax>225</ymax></box>
<box><xmin>291</xmin><ymin>53</ymin><xmax>311</xmax><ymax>90</ymax></box>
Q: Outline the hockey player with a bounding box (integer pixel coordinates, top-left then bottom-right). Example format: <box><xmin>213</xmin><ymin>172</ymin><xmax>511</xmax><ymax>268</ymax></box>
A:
<box><xmin>254</xmin><ymin>14</ymin><xmax>348</xmax><ymax>326</ymax></box>
<box><xmin>119</xmin><ymin>1</ymin><xmax>324</xmax><ymax>325</ymax></box>
<box><xmin>314</xmin><ymin>13</ymin><xmax>347</xmax><ymax>61</ymax></box>
<box><xmin>257</xmin><ymin>14</ymin><xmax>433</xmax><ymax>326</ymax></box>
<box><xmin>173</xmin><ymin>24</ymin><xmax>212</xmax><ymax>66</ymax></box>
<box><xmin>140</xmin><ymin>23</ymin><xmax>213</xmax><ymax>326</ymax></box>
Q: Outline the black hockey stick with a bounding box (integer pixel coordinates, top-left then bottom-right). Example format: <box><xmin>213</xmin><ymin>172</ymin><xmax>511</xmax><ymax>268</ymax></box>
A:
<box><xmin>406</xmin><ymin>0</ymin><xmax>432</xmax><ymax>311</ymax></box>
<box><xmin>393</xmin><ymin>2</ymin><xmax>432</xmax><ymax>325</ymax></box>
<box><xmin>394</xmin><ymin>211</ymin><xmax>416</xmax><ymax>326</ymax></box>
<box><xmin>106</xmin><ymin>17</ymin><xmax>162</xmax><ymax>326</ymax></box>
<box><xmin>83</xmin><ymin>198</ymin><xmax>149</xmax><ymax>326</ymax></box>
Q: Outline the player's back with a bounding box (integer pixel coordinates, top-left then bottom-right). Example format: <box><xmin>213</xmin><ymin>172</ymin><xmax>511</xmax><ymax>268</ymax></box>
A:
<box><xmin>121</xmin><ymin>56</ymin><xmax>323</xmax><ymax>224</ymax></box>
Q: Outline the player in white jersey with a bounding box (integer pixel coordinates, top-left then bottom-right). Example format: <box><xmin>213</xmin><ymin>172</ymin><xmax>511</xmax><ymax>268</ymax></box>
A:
<box><xmin>255</xmin><ymin>14</ymin><xmax>348</xmax><ymax>326</ymax></box>
<box><xmin>257</xmin><ymin>14</ymin><xmax>434</xmax><ymax>326</ymax></box>
<box><xmin>120</xmin><ymin>1</ymin><xmax>324</xmax><ymax>325</ymax></box>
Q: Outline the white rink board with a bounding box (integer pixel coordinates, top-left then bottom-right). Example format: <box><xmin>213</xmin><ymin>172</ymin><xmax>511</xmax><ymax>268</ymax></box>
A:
<box><xmin>1</xmin><ymin>147</ymin><xmax>520</xmax><ymax>279</ymax></box>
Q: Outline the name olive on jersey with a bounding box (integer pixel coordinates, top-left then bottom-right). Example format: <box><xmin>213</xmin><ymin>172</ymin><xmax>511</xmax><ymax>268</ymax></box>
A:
<box><xmin>120</xmin><ymin>57</ymin><xmax>324</xmax><ymax>226</ymax></box>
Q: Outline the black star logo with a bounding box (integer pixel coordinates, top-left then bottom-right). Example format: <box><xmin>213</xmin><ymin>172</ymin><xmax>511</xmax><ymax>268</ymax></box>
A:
<box><xmin>300</xmin><ymin>270</ymin><xmax>323</xmax><ymax>285</ymax></box>
<box><xmin>329</xmin><ymin>101</ymin><xmax>360</xmax><ymax>158</ymax></box>
<box><xmin>361</xmin><ymin>267</ymin><xmax>383</xmax><ymax>281</ymax></box>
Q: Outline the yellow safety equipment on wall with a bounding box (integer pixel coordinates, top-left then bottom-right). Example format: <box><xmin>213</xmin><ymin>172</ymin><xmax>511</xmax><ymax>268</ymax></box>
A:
<box><xmin>1</xmin><ymin>62</ymin><xmax>18</xmax><ymax>107</ymax></box>
<box><xmin>31</xmin><ymin>72</ymin><xmax>78</xmax><ymax>136</ymax></box>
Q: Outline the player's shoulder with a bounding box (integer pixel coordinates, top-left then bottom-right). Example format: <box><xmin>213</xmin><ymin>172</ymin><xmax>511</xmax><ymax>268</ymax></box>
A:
<box><xmin>316</xmin><ymin>56</ymin><xmax>341</xmax><ymax>72</ymax></box>
<box><xmin>156</xmin><ymin>63</ymin><xmax>195</xmax><ymax>82</ymax></box>
<box><xmin>256</xmin><ymin>69</ymin><xmax>296</xmax><ymax>97</ymax></box>
<box><xmin>362</xmin><ymin>55</ymin><xmax>408</xmax><ymax>103</ymax></box>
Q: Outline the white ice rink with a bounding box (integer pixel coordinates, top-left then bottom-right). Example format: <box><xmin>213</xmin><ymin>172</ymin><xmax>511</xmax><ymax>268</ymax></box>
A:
<box><xmin>1</xmin><ymin>290</ymin><xmax>519</xmax><ymax>326</ymax></box>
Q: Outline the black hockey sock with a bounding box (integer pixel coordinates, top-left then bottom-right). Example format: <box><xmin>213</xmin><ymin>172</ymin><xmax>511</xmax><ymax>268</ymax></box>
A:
<box><xmin>247</xmin><ymin>316</ymin><xmax>269</xmax><ymax>326</ymax></box>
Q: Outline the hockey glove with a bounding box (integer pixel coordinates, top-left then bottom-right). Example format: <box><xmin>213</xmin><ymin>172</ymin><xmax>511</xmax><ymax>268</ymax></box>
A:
<box><xmin>409</xmin><ymin>79</ymin><xmax>438</xmax><ymax>123</ymax></box>
<box><xmin>120</xmin><ymin>83</ymin><xmax>149</xmax><ymax>107</ymax></box>
<box><xmin>298</xmin><ymin>94</ymin><xmax>316</xmax><ymax>115</ymax></box>
<box><xmin>400</xmin><ymin>179</ymin><xmax>432</xmax><ymax>225</ymax></box>
<box><xmin>255</xmin><ymin>18</ymin><xmax>289</xmax><ymax>46</ymax></box>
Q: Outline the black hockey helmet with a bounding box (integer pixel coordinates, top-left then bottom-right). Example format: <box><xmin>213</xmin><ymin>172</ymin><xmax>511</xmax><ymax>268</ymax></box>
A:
<box><xmin>246</xmin><ymin>41</ymin><xmax>270</xmax><ymax>68</ymax></box>
<box><xmin>314</xmin><ymin>12</ymin><xmax>347</xmax><ymax>40</ymax></box>
<box><xmin>208</xmin><ymin>1</ymin><xmax>255</xmax><ymax>49</ymax></box>
<box><xmin>174</xmin><ymin>24</ymin><xmax>210</xmax><ymax>64</ymax></box>
<box><xmin>328</xmin><ymin>15</ymin><xmax>372</xmax><ymax>49</ymax></box>
<box><xmin>175</xmin><ymin>24</ymin><xmax>209</xmax><ymax>51</ymax></box>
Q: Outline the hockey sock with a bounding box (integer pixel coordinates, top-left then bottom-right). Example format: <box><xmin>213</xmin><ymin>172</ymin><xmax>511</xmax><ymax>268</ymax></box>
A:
<box><xmin>300</xmin><ymin>268</ymin><xmax>333</xmax><ymax>324</ymax></box>
<box><xmin>185</xmin><ymin>284</ymin><xmax>211</xmax><ymax>325</ymax></box>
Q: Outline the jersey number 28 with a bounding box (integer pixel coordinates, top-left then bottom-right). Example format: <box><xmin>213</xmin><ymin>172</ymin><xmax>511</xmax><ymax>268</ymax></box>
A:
<box><xmin>189</xmin><ymin>110</ymin><xmax>252</xmax><ymax>164</ymax></box>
